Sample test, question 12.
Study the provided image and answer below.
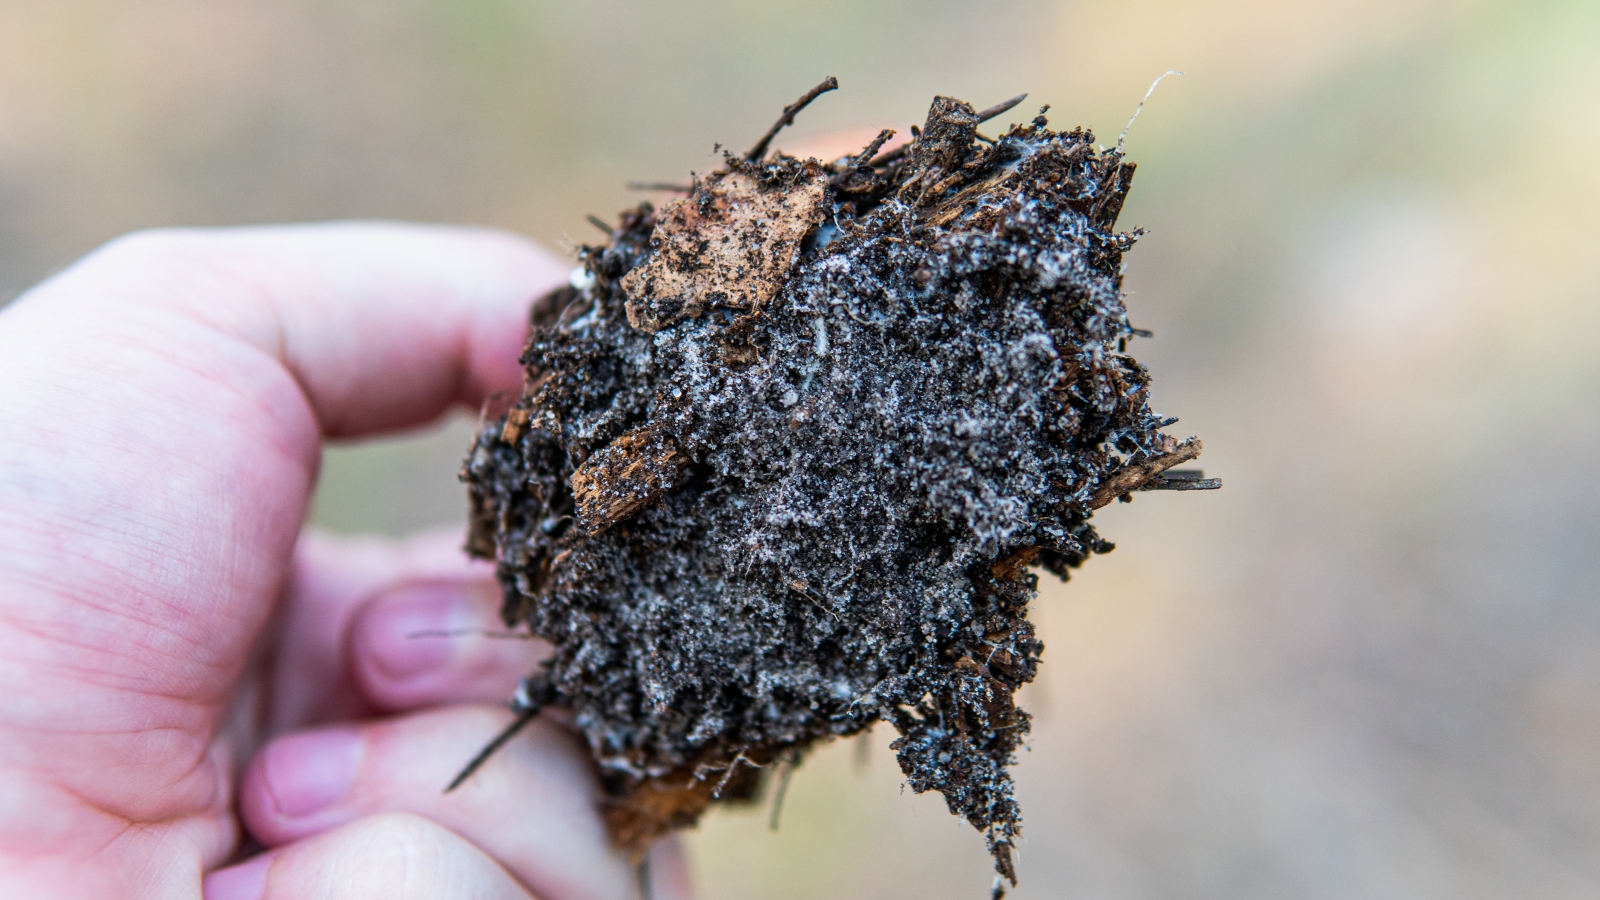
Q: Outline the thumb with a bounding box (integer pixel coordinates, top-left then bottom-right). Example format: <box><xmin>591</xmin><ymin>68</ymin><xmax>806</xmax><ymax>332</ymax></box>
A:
<box><xmin>202</xmin><ymin>813</ymin><xmax>537</xmax><ymax>900</ymax></box>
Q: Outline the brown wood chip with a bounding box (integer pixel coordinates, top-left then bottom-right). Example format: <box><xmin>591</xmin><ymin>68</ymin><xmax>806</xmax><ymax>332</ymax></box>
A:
<box><xmin>622</xmin><ymin>169</ymin><xmax>827</xmax><ymax>333</ymax></box>
<box><xmin>569</xmin><ymin>424</ymin><xmax>688</xmax><ymax>534</ymax></box>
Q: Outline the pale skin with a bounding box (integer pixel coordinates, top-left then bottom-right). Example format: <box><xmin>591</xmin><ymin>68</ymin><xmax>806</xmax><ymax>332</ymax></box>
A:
<box><xmin>0</xmin><ymin>224</ymin><xmax>691</xmax><ymax>900</ymax></box>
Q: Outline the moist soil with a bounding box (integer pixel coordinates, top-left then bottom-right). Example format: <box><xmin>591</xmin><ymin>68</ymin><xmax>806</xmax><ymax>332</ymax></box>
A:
<box><xmin>461</xmin><ymin>80</ymin><xmax>1214</xmax><ymax>895</ymax></box>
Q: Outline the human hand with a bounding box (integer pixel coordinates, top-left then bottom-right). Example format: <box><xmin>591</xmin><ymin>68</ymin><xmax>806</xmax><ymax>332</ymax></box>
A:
<box><xmin>0</xmin><ymin>224</ymin><xmax>688</xmax><ymax>899</ymax></box>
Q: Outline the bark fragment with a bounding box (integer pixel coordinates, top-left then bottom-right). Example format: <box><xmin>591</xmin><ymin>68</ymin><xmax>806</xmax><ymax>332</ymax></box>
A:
<box><xmin>621</xmin><ymin>169</ymin><xmax>827</xmax><ymax>334</ymax></box>
<box><xmin>569</xmin><ymin>424</ymin><xmax>688</xmax><ymax>535</ymax></box>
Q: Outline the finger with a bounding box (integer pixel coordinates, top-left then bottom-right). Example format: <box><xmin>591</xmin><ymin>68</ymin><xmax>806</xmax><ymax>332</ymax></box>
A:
<box><xmin>643</xmin><ymin>837</ymin><xmax>693</xmax><ymax>900</ymax></box>
<box><xmin>267</xmin><ymin>529</ymin><xmax>544</xmax><ymax>731</ymax></box>
<box><xmin>33</xmin><ymin>222</ymin><xmax>566</xmax><ymax>439</ymax></box>
<box><xmin>345</xmin><ymin>575</ymin><xmax>546</xmax><ymax>715</ymax></box>
<box><xmin>202</xmin><ymin>813</ymin><xmax>536</xmax><ymax>900</ymax></box>
<box><xmin>0</xmin><ymin>224</ymin><xmax>563</xmax><ymax>797</ymax></box>
<box><xmin>237</xmin><ymin>705</ymin><xmax>637</xmax><ymax>900</ymax></box>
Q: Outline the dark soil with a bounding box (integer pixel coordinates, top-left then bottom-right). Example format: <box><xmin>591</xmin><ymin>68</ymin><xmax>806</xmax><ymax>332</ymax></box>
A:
<box><xmin>461</xmin><ymin>81</ymin><xmax>1214</xmax><ymax>894</ymax></box>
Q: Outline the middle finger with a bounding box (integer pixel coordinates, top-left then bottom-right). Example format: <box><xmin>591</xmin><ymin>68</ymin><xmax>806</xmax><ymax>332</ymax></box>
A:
<box><xmin>238</xmin><ymin>704</ymin><xmax>637</xmax><ymax>900</ymax></box>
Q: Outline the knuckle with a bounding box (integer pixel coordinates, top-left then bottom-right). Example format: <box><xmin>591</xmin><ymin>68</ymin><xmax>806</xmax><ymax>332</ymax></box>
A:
<box><xmin>344</xmin><ymin>813</ymin><xmax>481</xmax><ymax>899</ymax></box>
<box><xmin>92</xmin><ymin>227</ymin><xmax>209</xmax><ymax>269</ymax></box>
<box><xmin>352</xmin><ymin>810</ymin><xmax>448</xmax><ymax>862</ymax></box>
<box><xmin>72</xmin><ymin>228</ymin><xmax>226</xmax><ymax>301</ymax></box>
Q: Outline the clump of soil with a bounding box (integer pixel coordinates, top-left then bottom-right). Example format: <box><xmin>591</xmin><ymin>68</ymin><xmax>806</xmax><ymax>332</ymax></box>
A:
<box><xmin>462</xmin><ymin>79</ymin><xmax>1215</xmax><ymax>894</ymax></box>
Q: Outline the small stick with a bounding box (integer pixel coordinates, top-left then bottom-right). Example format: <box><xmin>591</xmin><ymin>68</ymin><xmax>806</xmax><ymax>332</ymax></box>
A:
<box><xmin>625</xmin><ymin>181</ymin><xmax>693</xmax><ymax>193</ymax></box>
<box><xmin>636</xmin><ymin>856</ymin><xmax>654</xmax><ymax>900</ymax></box>
<box><xmin>406</xmin><ymin>628</ymin><xmax>539</xmax><ymax>640</ymax></box>
<box><xmin>1088</xmin><ymin>437</ymin><xmax>1204</xmax><ymax>508</ymax></box>
<box><xmin>867</xmin><ymin>142</ymin><xmax>910</xmax><ymax>168</ymax></box>
<box><xmin>1142</xmin><ymin>476</ymin><xmax>1222</xmax><ymax>492</ymax></box>
<box><xmin>745</xmin><ymin>76</ymin><xmax>839</xmax><ymax>162</ymax></box>
<box><xmin>838</xmin><ymin>128</ymin><xmax>896</xmax><ymax>174</ymax></box>
<box><xmin>445</xmin><ymin>707</ymin><xmax>538</xmax><ymax>792</ymax></box>
<box><xmin>974</xmin><ymin>92</ymin><xmax>1028</xmax><ymax>125</ymax></box>
<box><xmin>445</xmin><ymin>676</ymin><xmax>554</xmax><ymax>792</ymax></box>
<box><xmin>1117</xmin><ymin>71</ymin><xmax>1183</xmax><ymax>152</ymax></box>
<box><xmin>768</xmin><ymin>755</ymin><xmax>797</xmax><ymax>831</ymax></box>
<box><xmin>585</xmin><ymin>214</ymin><xmax>614</xmax><ymax>236</ymax></box>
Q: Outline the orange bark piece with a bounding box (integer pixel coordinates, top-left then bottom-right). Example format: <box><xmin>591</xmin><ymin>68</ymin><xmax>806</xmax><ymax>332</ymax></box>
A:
<box><xmin>569</xmin><ymin>424</ymin><xmax>688</xmax><ymax>534</ymax></box>
<box><xmin>622</xmin><ymin>169</ymin><xmax>828</xmax><ymax>333</ymax></box>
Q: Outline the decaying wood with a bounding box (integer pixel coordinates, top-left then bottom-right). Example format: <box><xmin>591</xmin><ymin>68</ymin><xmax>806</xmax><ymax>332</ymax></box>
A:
<box><xmin>569</xmin><ymin>424</ymin><xmax>688</xmax><ymax>534</ymax></box>
<box><xmin>602</xmin><ymin>746</ymin><xmax>773</xmax><ymax>860</ymax></box>
<box><xmin>1089</xmin><ymin>437</ymin><xmax>1206</xmax><ymax>509</ymax></box>
<box><xmin>621</xmin><ymin>169</ymin><xmax>828</xmax><ymax>333</ymax></box>
<box><xmin>990</xmin><ymin>546</ymin><xmax>1042</xmax><ymax>582</ymax></box>
<box><xmin>499</xmin><ymin>407</ymin><xmax>530</xmax><ymax>443</ymax></box>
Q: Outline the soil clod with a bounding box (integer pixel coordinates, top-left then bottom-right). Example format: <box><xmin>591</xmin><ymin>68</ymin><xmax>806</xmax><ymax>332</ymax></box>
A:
<box><xmin>461</xmin><ymin>81</ymin><xmax>1216</xmax><ymax>888</ymax></box>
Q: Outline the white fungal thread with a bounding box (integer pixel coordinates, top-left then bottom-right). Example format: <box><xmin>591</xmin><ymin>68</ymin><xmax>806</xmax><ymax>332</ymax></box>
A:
<box><xmin>1117</xmin><ymin>70</ymin><xmax>1184</xmax><ymax>153</ymax></box>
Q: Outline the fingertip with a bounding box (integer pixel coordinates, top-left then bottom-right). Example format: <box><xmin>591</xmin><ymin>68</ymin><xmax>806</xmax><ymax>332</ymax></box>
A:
<box><xmin>202</xmin><ymin>853</ymin><xmax>270</xmax><ymax>900</ymax></box>
<box><xmin>348</xmin><ymin>579</ymin><xmax>545</xmax><ymax>712</ymax></box>
<box><xmin>237</xmin><ymin>813</ymin><xmax>536</xmax><ymax>900</ymax></box>
<box><xmin>647</xmin><ymin>837</ymin><xmax>695</xmax><ymax>900</ymax></box>
<box><xmin>238</xmin><ymin>707</ymin><xmax>634</xmax><ymax>900</ymax></box>
<box><xmin>425</xmin><ymin>224</ymin><xmax>568</xmax><ymax>409</ymax></box>
<box><xmin>272</xmin><ymin>529</ymin><xmax>509</xmax><ymax>730</ymax></box>
<box><xmin>60</xmin><ymin>221</ymin><xmax>569</xmax><ymax>439</ymax></box>
<box><xmin>239</xmin><ymin>726</ymin><xmax>364</xmax><ymax>844</ymax></box>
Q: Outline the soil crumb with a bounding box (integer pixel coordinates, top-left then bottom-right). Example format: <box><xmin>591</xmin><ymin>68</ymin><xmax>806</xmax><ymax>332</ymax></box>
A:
<box><xmin>462</xmin><ymin>80</ymin><xmax>1216</xmax><ymax>892</ymax></box>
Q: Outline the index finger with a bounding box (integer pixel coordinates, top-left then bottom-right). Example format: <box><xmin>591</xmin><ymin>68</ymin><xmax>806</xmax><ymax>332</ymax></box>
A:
<box><xmin>0</xmin><ymin>223</ymin><xmax>565</xmax><ymax>808</ymax></box>
<box><xmin>23</xmin><ymin>222</ymin><xmax>566</xmax><ymax>439</ymax></box>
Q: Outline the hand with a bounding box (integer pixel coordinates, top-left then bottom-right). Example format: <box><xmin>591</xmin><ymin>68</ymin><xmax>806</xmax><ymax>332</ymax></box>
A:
<box><xmin>0</xmin><ymin>224</ymin><xmax>688</xmax><ymax>899</ymax></box>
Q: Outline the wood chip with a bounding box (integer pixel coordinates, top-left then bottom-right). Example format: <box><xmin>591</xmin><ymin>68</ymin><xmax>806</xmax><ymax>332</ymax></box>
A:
<box><xmin>622</xmin><ymin>169</ymin><xmax>827</xmax><ymax>333</ymax></box>
<box><xmin>569</xmin><ymin>424</ymin><xmax>688</xmax><ymax>534</ymax></box>
<box><xmin>1088</xmin><ymin>436</ymin><xmax>1203</xmax><ymax>509</ymax></box>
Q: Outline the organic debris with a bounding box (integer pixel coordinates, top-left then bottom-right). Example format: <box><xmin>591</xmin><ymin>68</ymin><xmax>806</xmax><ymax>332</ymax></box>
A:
<box><xmin>461</xmin><ymin>79</ymin><xmax>1216</xmax><ymax>893</ymax></box>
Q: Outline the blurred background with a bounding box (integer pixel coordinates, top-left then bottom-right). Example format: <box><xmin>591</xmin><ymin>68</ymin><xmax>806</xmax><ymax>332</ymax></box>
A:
<box><xmin>4</xmin><ymin>0</ymin><xmax>1598</xmax><ymax>896</ymax></box>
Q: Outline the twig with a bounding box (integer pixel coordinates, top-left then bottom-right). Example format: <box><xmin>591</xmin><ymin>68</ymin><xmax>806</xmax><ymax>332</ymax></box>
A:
<box><xmin>1140</xmin><ymin>472</ymin><xmax>1222</xmax><ymax>491</ymax></box>
<box><xmin>406</xmin><ymin>628</ymin><xmax>539</xmax><ymax>640</ymax></box>
<box><xmin>867</xmin><ymin>142</ymin><xmax>910</xmax><ymax>168</ymax></box>
<box><xmin>974</xmin><ymin>92</ymin><xmax>1028</xmax><ymax>125</ymax></box>
<box><xmin>625</xmin><ymin>181</ymin><xmax>693</xmax><ymax>193</ymax></box>
<box><xmin>1117</xmin><ymin>71</ymin><xmax>1183</xmax><ymax>153</ymax></box>
<box><xmin>1088</xmin><ymin>437</ymin><xmax>1205</xmax><ymax>508</ymax></box>
<box><xmin>445</xmin><ymin>676</ymin><xmax>554</xmax><ymax>792</ymax></box>
<box><xmin>445</xmin><ymin>707</ymin><xmax>538</xmax><ymax>792</ymax></box>
<box><xmin>585</xmin><ymin>214</ymin><xmax>614</xmax><ymax>236</ymax></box>
<box><xmin>841</xmin><ymin>128</ymin><xmax>896</xmax><ymax>173</ymax></box>
<box><xmin>768</xmin><ymin>754</ymin><xmax>797</xmax><ymax>831</ymax></box>
<box><xmin>745</xmin><ymin>76</ymin><xmax>839</xmax><ymax>162</ymax></box>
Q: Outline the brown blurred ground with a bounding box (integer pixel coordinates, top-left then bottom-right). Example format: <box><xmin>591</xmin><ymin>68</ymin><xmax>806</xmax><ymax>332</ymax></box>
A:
<box><xmin>5</xmin><ymin>1</ymin><xmax>1599</xmax><ymax>897</ymax></box>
